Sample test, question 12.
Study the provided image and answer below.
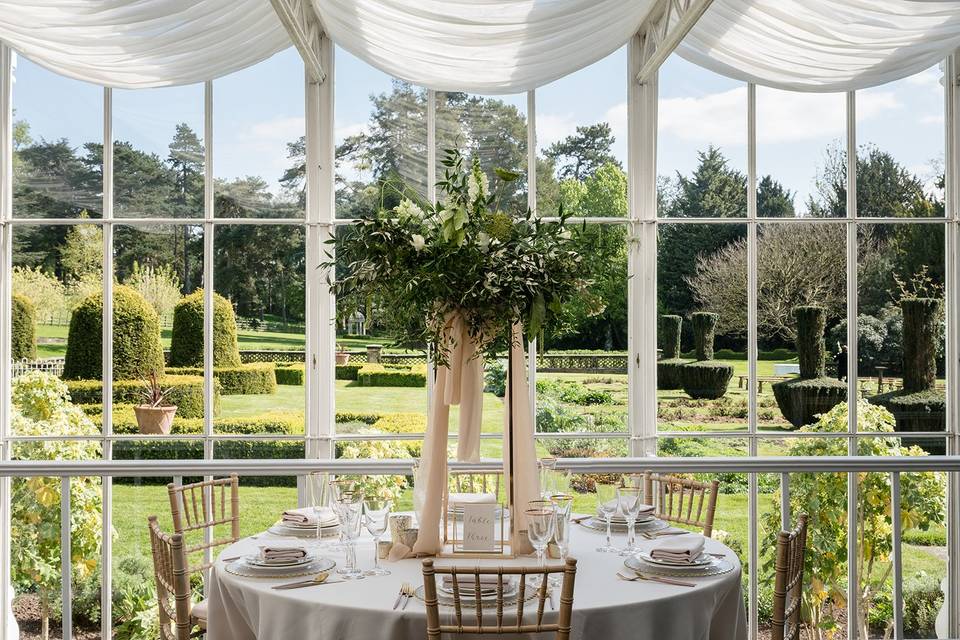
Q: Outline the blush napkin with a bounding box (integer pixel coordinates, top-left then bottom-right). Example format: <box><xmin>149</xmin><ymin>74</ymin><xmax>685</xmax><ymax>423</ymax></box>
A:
<box><xmin>649</xmin><ymin>533</ymin><xmax>706</xmax><ymax>563</ymax></box>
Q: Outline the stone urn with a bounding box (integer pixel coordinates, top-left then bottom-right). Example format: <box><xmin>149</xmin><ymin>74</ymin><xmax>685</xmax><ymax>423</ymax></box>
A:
<box><xmin>134</xmin><ymin>404</ymin><xmax>178</xmax><ymax>435</ymax></box>
<box><xmin>335</xmin><ymin>351</ymin><xmax>351</xmax><ymax>365</ymax></box>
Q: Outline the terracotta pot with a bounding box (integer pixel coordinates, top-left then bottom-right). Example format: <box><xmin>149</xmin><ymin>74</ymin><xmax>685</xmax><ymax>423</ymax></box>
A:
<box><xmin>335</xmin><ymin>352</ymin><xmax>351</xmax><ymax>365</ymax></box>
<box><xmin>134</xmin><ymin>405</ymin><xmax>178</xmax><ymax>435</ymax></box>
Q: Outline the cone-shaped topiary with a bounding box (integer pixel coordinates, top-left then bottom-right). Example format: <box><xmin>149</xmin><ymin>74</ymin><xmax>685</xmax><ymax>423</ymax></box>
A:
<box><xmin>657</xmin><ymin>315</ymin><xmax>687</xmax><ymax>390</ymax></box>
<box><xmin>63</xmin><ymin>285</ymin><xmax>165</xmax><ymax>380</ymax></box>
<box><xmin>773</xmin><ymin>306</ymin><xmax>846</xmax><ymax>429</ymax></box>
<box><xmin>12</xmin><ymin>293</ymin><xmax>37</xmax><ymax>360</ymax></box>
<box><xmin>680</xmin><ymin>312</ymin><xmax>733</xmax><ymax>399</ymax></box>
<box><xmin>870</xmin><ymin>297</ymin><xmax>945</xmax><ymax>453</ymax></box>
<box><xmin>169</xmin><ymin>289</ymin><xmax>242</xmax><ymax>367</ymax></box>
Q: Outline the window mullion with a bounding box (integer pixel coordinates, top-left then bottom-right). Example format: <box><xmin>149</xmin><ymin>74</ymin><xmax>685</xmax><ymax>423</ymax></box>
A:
<box><xmin>746</xmin><ymin>82</ymin><xmax>759</xmax><ymax>640</ymax></box>
<box><xmin>0</xmin><ymin>41</ymin><xmax>12</xmax><ymax>640</ymax></box>
<box><xmin>845</xmin><ymin>88</ymin><xmax>860</xmax><ymax>640</ymax></box>
<box><xmin>100</xmin><ymin>84</ymin><xmax>114</xmax><ymax>640</ymax></box>
<box><xmin>526</xmin><ymin>90</ymin><xmax>537</xmax><ymax>421</ymax></box>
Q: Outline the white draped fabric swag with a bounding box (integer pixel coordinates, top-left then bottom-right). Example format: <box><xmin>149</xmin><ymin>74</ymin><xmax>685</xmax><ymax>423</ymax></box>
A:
<box><xmin>5</xmin><ymin>1</ymin><xmax>960</xmax><ymax>92</ymax></box>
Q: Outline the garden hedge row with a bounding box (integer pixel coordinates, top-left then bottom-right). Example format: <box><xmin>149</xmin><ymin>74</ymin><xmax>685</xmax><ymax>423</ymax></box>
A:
<box><xmin>357</xmin><ymin>364</ymin><xmax>426</xmax><ymax>387</ymax></box>
<box><xmin>275</xmin><ymin>363</ymin><xmax>305</xmax><ymax>385</ymax></box>
<box><xmin>66</xmin><ymin>375</ymin><xmax>218</xmax><ymax>419</ymax></box>
<box><xmin>165</xmin><ymin>362</ymin><xmax>277</xmax><ymax>395</ymax></box>
<box><xmin>336</xmin><ymin>363</ymin><xmax>364</xmax><ymax>380</ymax></box>
<box><xmin>169</xmin><ymin>289</ymin><xmax>242</xmax><ymax>367</ymax></box>
<box><xmin>12</xmin><ymin>294</ymin><xmax>36</xmax><ymax>360</ymax></box>
<box><xmin>101</xmin><ymin>405</ymin><xmax>303</xmax><ymax>436</ymax></box>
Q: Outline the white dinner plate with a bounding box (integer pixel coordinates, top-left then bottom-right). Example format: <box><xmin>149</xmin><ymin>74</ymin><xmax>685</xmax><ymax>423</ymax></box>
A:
<box><xmin>637</xmin><ymin>550</ymin><xmax>714</xmax><ymax>568</ymax></box>
<box><xmin>226</xmin><ymin>556</ymin><xmax>337</xmax><ymax>579</ymax></box>
<box><xmin>245</xmin><ymin>552</ymin><xmax>315</xmax><ymax>568</ymax></box>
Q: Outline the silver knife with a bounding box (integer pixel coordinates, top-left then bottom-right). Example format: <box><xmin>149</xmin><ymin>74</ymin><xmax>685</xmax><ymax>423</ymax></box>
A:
<box><xmin>272</xmin><ymin>579</ymin><xmax>344</xmax><ymax>590</ymax></box>
<box><xmin>401</xmin><ymin>591</ymin><xmax>411</xmax><ymax>610</ymax></box>
<box><xmin>393</xmin><ymin>589</ymin><xmax>405</xmax><ymax>610</ymax></box>
<box><xmin>548</xmin><ymin>590</ymin><xmax>556</xmax><ymax>610</ymax></box>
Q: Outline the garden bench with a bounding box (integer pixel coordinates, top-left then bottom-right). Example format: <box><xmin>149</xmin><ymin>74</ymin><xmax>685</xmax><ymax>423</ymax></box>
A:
<box><xmin>736</xmin><ymin>375</ymin><xmax>790</xmax><ymax>393</ymax></box>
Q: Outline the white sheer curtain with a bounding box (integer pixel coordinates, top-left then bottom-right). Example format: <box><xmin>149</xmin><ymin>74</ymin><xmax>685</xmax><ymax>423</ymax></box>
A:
<box><xmin>0</xmin><ymin>0</ymin><xmax>290</xmax><ymax>88</ymax></box>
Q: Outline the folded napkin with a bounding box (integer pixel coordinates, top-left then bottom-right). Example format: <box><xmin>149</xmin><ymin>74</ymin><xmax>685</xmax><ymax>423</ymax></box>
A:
<box><xmin>649</xmin><ymin>534</ymin><xmax>705</xmax><ymax>563</ymax></box>
<box><xmin>448</xmin><ymin>492</ymin><xmax>497</xmax><ymax>506</ymax></box>
<box><xmin>259</xmin><ymin>546</ymin><xmax>308</xmax><ymax>565</ymax></box>
<box><xmin>281</xmin><ymin>507</ymin><xmax>337</xmax><ymax>527</ymax></box>
<box><xmin>387</xmin><ymin>543</ymin><xmax>412</xmax><ymax>562</ymax></box>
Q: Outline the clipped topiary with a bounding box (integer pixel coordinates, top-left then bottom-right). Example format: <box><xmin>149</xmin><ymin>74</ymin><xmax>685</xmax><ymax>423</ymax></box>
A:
<box><xmin>680</xmin><ymin>312</ymin><xmax>733</xmax><ymax>399</ymax></box>
<box><xmin>869</xmin><ymin>298</ymin><xmax>945</xmax><ymax>453</ymax></box>
<box><xmin>657</xmin><ymin>314</ymin><xmax>687</xmax><ymax>390</ymax></box>
<box><xmin>169</xmin><ymin>289</ymin><xmax>242</xmax><ymax>367</ymax></box>
<box><xmin>63</xmin><ymin>285</ymin><xmax>165</xmax><ymax>381</ymax></box>
<box><xmin>772</xmin><ymin>306</ymin><xmax>847</xmax><ymax>429</ymax></box>
<box><xmin>12</xmin><ymin>293</ymin><xmax>37</xmax><ymax>360</ymax></box>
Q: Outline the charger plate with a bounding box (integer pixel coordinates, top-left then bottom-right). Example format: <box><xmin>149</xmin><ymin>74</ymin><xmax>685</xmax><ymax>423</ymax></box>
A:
<box><xmin>225</xmin><ymin>556</ymin><xmax>336</xmax><ymax>579</ymax></box>
<box><xmin>414</xmin><ymin>582</ymin><xmax>539</xmax><ymax>608</ymax></box>
<box><xmin>578</xmin><ymin>517</ymin><xmax>668</xmax><ymax>534</ymax></box>
<box><xmin>624</xmin><ymin>554</ymin><xmax>734</xmax><ymax>578</ymax></box>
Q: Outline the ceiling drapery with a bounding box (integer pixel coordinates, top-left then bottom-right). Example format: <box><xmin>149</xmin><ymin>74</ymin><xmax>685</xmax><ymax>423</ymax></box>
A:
<box><xmin>2</xmin><ymin>1</ymin><xmax>960</xmax><ymax>92</ymax></box>
<box><xmin>0</xmin><ymin>0</ymin><xmax>290</xmax><ymax>88</ymax></box>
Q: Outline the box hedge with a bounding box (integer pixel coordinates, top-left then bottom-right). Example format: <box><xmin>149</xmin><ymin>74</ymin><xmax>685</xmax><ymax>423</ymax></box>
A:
<box><xmin>66</xmin><ymin>375</ymin><xmax>217</xmax><ymax>419</ymax></box>
<box><xmin>165</xmin><ymin>362</ymin><xmax>277</xmax><ymax>395</ymax></box>
<box><xmin>680</xmin><ymin>312</ymin><xmax>732</xmax><ymax>399</ymax></box>
<box><xmin>104</xmin><ymin>405</ymin><xmax>303</xmax><ymax>436</ymax></box>
<box><xmin>169</xmin><ymin>289</ymin><xmax>242</xmax><ymax>367</ymax></box>
<box><xmin>63</xmin><ymin>285</ymin><xmax>166</xmax><ymax>381</ymax></box>
<box><xmin>275</xmin><ymin>363</ymin><xmax>305</xmax><ymax>385</ymax></box>
<box><xmin>11</xmin><ymin>293</ymin><xmax>36</xmax><ymax>360</ymax></box>
<box><xmin>336</xmin><ymin>363</ymin><xmax>364</xmax><ymax>380</ymax></box>
<box><xmin>357</xmin><ymin>364</ymin><xmax>426</xmax><ymax>387</ymax></box>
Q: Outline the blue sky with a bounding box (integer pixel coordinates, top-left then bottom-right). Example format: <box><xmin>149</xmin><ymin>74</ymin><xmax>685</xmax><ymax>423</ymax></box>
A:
<box><xmin>12</xmin><ymin>44</ymin><xmax>945</xmax><ymax>211</ymax></box>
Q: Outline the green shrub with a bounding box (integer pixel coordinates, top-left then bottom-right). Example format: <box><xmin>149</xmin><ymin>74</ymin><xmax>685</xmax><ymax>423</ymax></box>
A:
<box><xmin>66</xmin><ymin>375</ymin><xmax>217</xmax><ymax>419</ymax></box>
<box><xmin>275</xmin><ymin>363</ymin><xmax>305</xmax><ymax>385</ymax></box>
<box><xmin>484</xmin><ymin>360</ymin><xmax>506</xmax><ymax>397</ymax></box>
<box><xmin>357</xmin><ymin>364</ymin><xmax>426</xmax><ymax>387</ymax></box>
<box><xmin>869</xmin><ymin>389</ymin><xmax>946</xmax><ymax>453</ymax></box>
<box><xmin>169</xmin><ymin>289</ymin><xmax>241</xmax><ymax>367</ymax></box>
<box><xmin>12</xmin><ymin>293</ymin><xmax>37</xmax><ymax>360</ymax></box>
<box><xmin>165</xmin><ymin>362</ymin><xmax>277</xmax><ymax>395</ymax></box>
<box><xmin>107</xmin><ymin>405</ymin><xmax>302</xmax><ymax>436</ymax></box>
<box><xmin>536</xmin><ymin>378</ymin><xmax>614</xmax><ymax>405</ymax></box>
<box><xmin>794</xmin><ymin>306</ymin><xmax>827</xmax><ymax>377</ymax></box>
<box><xmin>902</xmin><ymin>527</ymin><xmax>946</xmax><ymax>546</ymax></box>
<box><xmin>901</xmin><ymin>298</ymin><xmax>941</xmax><ymax>392</ymax></box>
<box><xmin>334</xmin><ymin>436</ymin><xmax>411</xmax><ymax>502</ymax></box>
<box><xmin>368</xmin><ymin>413</ymin><xmax>424</xmax><ymax>456</ymax></box>
<box><xmin>336</xmin><ymin>363</ymin><xmax>364</xmax><ymax>380</ymax></box>
<box><xmin>111</xmin><ymin>555</ymin><xmax>159</xmax><ymax>640</ymax></box>
<box><xmin>657</xmin><ymin>359</ymin><xmax>687</xmax><ymax>390</ymax></box>
<box><xmin>335</xmin><ymin>411</ymin><xmax>382</xmax><ymax>425</ymax></box>
<box><xmin>63</xmin><ymin>285</ymin><xmax>165</xmax><ymax>380</ymax></box>
<box><xmin>680</xmin><ymin>361</ymin><xmax>733</xmax><ymax>400</ymax></box>
<box><xmin>869</xmin><ymin>573</ymin><xmax>943</xmax><ymax>638</ymax></box>
<box><xmin>691</xmin><ymin>312</ymin><xmax>719</xmax><ymax>360</ymax></box>
<box><xmin>660</xmin><ymin>315</ymin><xmax>682</xmax><ymax>359</ymax></box>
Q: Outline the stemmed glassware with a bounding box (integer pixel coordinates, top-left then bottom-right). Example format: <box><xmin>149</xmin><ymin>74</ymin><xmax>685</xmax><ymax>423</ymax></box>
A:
<box><xmin>548</xmin><ymin>493</ymin><xmax>574</xmax><ymax>586</ymax></box>
<box><xmin>594</xmin><ymin>482</ymin><xmax>619</xmax><ymax>553</ymax></box>
<box><xmin>329</xmin><ymin>478</ymin><xmax>359</xmax><ymax>551</ymax></box>
<box><xmin>363</xmin><ymin>497</ymin><xmax>392</xmax><ymax>576</ymax></box>
<box><xmin>525</xmin><ymin>503</ymin><xmax>556</xmax><ymax>586</ymax></box>
<box><xmin>538</xmin><ymin>457</ymin><xmax>558</xmax><ymax>498</ymax></box>
<box><xmin>334</xmin><ymin>489</ymin><xmax>365</xmax><ymax>579</ymax></box>
<box><xmin>307</xmin><ymin>471</ymin><xmax>329</xmax><ymax>552</ymax></box>
<box><xmin>616</xmin><ymin>486</ymin><xmax>643</xmax><ymax>556</ymax></box>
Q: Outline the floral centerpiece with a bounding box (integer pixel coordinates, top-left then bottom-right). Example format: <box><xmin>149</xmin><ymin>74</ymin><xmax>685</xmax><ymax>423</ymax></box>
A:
<box><xmin>326</xmin><ymin>148</ymin><xmax>592</xmax><ymax>364</ymax></box>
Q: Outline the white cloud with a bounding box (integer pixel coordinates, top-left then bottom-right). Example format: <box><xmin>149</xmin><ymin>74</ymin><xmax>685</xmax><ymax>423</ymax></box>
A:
<box><xmin>904</xmin><ymin>67</ymin><xmax>942</xmax><ymax>89</ymax></box>
<box><xmin>920</xmin><ymin>114</ymin><xmax>945</xmax><ymax>125</ymax></box>
<box><xmin>335</xmin><ymin>122</ymin><xmax>367</xmax><ymax>142</ymax></box>
<box><xmin>245</xmin><ymin>116</ymin><xmax>305</xmax><ymax>143</ymax></box>
<box><xmin>535</xmin><ymin>112</ymin><xmax>578</xmax><ymax>150</ymax></box>
<box><xmin>659</xmin><ymin>87</ymin><xmax>747</xmax><ymax>145</ymax></box>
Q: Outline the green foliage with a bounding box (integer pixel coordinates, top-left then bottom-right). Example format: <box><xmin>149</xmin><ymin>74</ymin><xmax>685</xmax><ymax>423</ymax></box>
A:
<box><xmin>901</xmin><ymin>528</ymin><xmax>946</xmax><ymax>546</ymax></box>
<box><xmin>657</xmin><ymin>359</ymin><xmax>687</xmax><ymax>390</ymax></box>
<box><xmin>165</xmin><ymin>362</ymin><xmax>277</xmax><ymax>395</ymax></box>
<box><xmin>169</xmin><ymin>289</ymin><xmax>242</xmax><ymax>367</ymax></box>
<box><xmin>111</xmin><ymin>555</ymin><xmax>160</xmax><ymax>640</ymax></box>
<box><xmin>124</xmin><ymin>261</ymin><xmax>181</xmax><ymax>323</ymax></box>
<box><xmin>105</xmin><ymin>405</ymin><xmax>301</xmax><ymax>436</ymax></box>
<box><xmin>794</xmin><ymin>306</ymin><xmax>827</xmax><ymax>378</ymax></box>
<box><xmin>691</xmin><ymin>312</ymin><xmax>718</xmax><ymax>361</ymax></box>
<box><xmin>771</xmin><ymin>376</ymin><xmax>847</xmax><ymax>429</ymax></box>
<box><xmin>66</xmin><ymin>375</ymin><xmax>215</xmax><ymax>419</ymax></box>
<box><xmin>10</xmin><ymin>372</ymin><xmax>106</xmax><ymax>635</ymax></box>
<box><xmin>484</xmin><ymin>360</ymin><xmax>506</xmax><ymax>397</ymax></box>
<box><xmin>335</xmin><ymin>363</ymin><xmax>364</xmax><ymax>380</ymax></box>
<box><xmin>900</xmin><ymin>298</ymin><xmax>941</xmax><ymax>392</ymax></box>
<box><xmin>63</xmin><ymin>285</ymin><xmax>165</xmax><ymax>381</ymax></box>
<box><xmin>536</xmin><ymin>378</ymin><xmax>614</xmax><ymax>405</ymax></box>
<box><xmin>12</xmin><ymin>293</ymin><xmax>37</xmax><ymax>360</ymax></box>
<box><xmin>868</xmin><ymin>389</ymin><xmax>946</xmax><ymax>453</ymax></box>
<box><xmin>334</xmin><ymin>436</ymin><xmax>411</xmax><ymax>501</ymax></box>
<box><xmin>357</xmin><ymin>364</ymin><xmax>426</xmax><ymax>387</ymax></box>
<box><xmin>275</xmin><ymin>363</ymin><xmax>305</xmax><ymax>385</ymax></box>
<box><xmin>367</xmin><ymin>413</ymin><xmax>424</xmax><ymax>457</ymax></box>
<box><xmin>660</xmin><ymin>315</ymin><xmax>682</xmax><ymax>359</ymax></box>
<box><xmin>12</xmin><ymin>265</ymin><xmax>66</xmax><ymax>324</ymax></box>
<box><xmin>60</xmin><ymin>219</ymin><xmax>103</xmax><ymax>281</ymax></box>
<box><xmin>680</xmin><ymin>361</ymin><xmax>732</xmax><ymax>400</ymax></box>
<box><xmin>761</xmin><ymin>400</ymin><xmax>945</xmax><ymax>640</ymax></box>
<box><xmin>544</xmin><ymin>122</ymin><xmax>620</xmax><ymax>181</ymax></box>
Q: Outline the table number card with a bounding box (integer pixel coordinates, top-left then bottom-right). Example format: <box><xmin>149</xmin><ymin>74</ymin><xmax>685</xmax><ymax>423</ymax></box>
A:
<box><xmin>461</xmin><ymin>503</ymin><xmax>497</xmax><ymax>552</ymax></box>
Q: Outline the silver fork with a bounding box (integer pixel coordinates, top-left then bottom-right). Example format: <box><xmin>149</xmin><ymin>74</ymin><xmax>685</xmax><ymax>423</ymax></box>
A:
<box><xmin>401</xmin><ymin>582</ymin><xmax>415</xmax><ymax>609</ymax></box>
<box><xmin>616</xmin><ymin>571</ymin><xmax>696</xmax><ymax>587</ymax></box>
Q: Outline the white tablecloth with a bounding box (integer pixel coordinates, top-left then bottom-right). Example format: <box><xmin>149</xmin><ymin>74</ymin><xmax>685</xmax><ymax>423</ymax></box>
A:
<box><xmin>207</xmin><ymin>518</ymin><xmax>746</xmax><ymax>640</ymax></box>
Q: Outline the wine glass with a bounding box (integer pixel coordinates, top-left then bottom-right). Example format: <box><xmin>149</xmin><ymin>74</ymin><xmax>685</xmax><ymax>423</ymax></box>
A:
<box><xmin>548</xmin><ymin>493</ymin><xmax>574</xmax><ymax>586</ymax></box>
<box><xmin>539</xmin><ymin>457</ymin><xmax>558</xmax><ymax>498</ymax></box>
<box><xmin>525</xmin><ymin>505</ymin><xmax>556</xmax><ymax>586</ymax></box>
<box><xmin>363</xmin><ymin>497</ymin><xmax>392</xmax><ymax>576</ymax></box>
<box><xmin>307</xmin><ymin>471</ymin><xmax>329</xmax><ymax>552</ymax></box>
<box><xmin>594</xmin><ymin>482</ymin><xmax>619</xmax><ymax>553</ymax></box>
<box><xmin>335</xmin><ymin>490</ymin><xmax>365</xmax><ymax>579</ymax></box>
<box><xmin>329</xmin><ymin>478</ymin><xmax>359</xmax><ymax>551</ymax></box>
<box><xmin>617</xmin><ymin>486</ymin><xmax>643</xmax><ymax>556</ymax></box>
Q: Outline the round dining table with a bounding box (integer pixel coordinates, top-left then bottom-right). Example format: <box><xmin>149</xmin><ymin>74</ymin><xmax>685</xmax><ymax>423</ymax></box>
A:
<box><xmin>207</xmin><ymin>515</ymin><xmax>747</xmax><ymax>640</ymax></box>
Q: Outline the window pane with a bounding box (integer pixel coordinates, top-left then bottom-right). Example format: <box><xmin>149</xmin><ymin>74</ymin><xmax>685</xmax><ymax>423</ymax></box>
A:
<box><xmin>12</xmin><ymin>56</ymin><xmax>103</xmax><ymax>219</ymax></box>
<box><xmin>658</xmin><ymin>222</ymin><xmax>747</xmax><ymax>433</ymax></box>
<box><xmin>113</xmin><ymin>84</ymin><xmax>204</xmax><ymax>218</ymax></box>
<box><xmin>658</xmin><ymin>55</ymin><xmax>747</xmax><ymax>218</ymax></box>
<box><xmin>214</xmin><ymin>49</ymin><xmax>305</xmax><ymax>218</ymax></box>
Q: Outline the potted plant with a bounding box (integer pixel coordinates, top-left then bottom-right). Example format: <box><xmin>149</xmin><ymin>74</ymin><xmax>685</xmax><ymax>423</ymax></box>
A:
<box><xmin>134</xmin><ymin>371</ymin><xmax>177</xmax><ymax>435</ymax></box>
<box><xmin>335</xmin><ymin>344</ymin><xmax>351</xmax><ymax>365</ymax></box>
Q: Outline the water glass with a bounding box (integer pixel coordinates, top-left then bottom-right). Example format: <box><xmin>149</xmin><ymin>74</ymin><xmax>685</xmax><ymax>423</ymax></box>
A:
<box><xmin>307</xmin><ymin>471</ymin><xmax>329</xmax><ymax>551</ymax></box>
<box><xmin>549</xmin><ymin>493</ymin><xmax>574</xmax><ymax>586</ymax></box>
<box><xmin>335</xmin><ymin>491</ymin><xmax>365</xmax><ymax>579</ymax></box>
<box><xmin>617</xmin><ymin>486</ymin><xmax>643</xmax><ymax>556</ymax></box>
<box><xmin>363</xmin><ymin>498</ymin><xmax>392</xmax><ymax>576</ymax></box>
<box><xmin>594</xmin><ymin>483</ymin><xmax>619</xmax><ymax>553</ymax></box>
<box><xmin>525</xmin><ymin>505</ymin><xmax>556</xmax><ymax>585</ymax></box>
<box><xmin>539</xmin><ymin>457</ymin><xmax>558</xmax><ymax>498</ymax></box>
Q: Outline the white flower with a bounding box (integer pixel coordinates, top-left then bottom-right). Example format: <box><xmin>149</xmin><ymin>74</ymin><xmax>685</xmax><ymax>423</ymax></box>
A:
<box><xmin>477</xmin><ymin>232</ymin><xmax>491</xmax><ymax>252</ymax></box>
<box><xmin>559</xmin><ymin>229</ymin><xmax>572</xmax><ymax>240</ymax></box>
<box><xmin>410</xmin><ymin>234</ymin><xmax>426</xmax><ymax>251</ymax></box>
<box><xmin>467</xmin><ymin>167</ymin><xmax>489</xmax><ymax>205</ymax></box>
<box><xmin>395</xmin><ymin>198</ymin><xmax>425</xmax><ymax>221</ymax></box>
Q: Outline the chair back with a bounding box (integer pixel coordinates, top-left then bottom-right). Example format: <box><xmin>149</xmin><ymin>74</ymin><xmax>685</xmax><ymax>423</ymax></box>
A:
<box><xmin>167</xmin><ymin>474</ymin><xmax>240</xmax><ymax>575</ymax></box>
<box><xmin>148</xmin><ymin>515</ymin><xmax>196</xmax><ymax>640</ymax></box>
<box><xmin>771</xmin><ymin>514</ymin><xmax>809</xmax><ymax>640</ymax></box>
<box><xmin>642</xmin><ymin>473</ymin><xmax>719</xmax><ymax>536</ymax></box>
<box><xmin>421</xmin><ymin>558</ymin><xmax>577</xmax><ymax>639</ymax></box>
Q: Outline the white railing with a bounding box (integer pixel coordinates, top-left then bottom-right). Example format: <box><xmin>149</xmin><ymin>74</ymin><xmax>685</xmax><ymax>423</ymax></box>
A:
<box><xmin>10</xmin><ymin>357</ymin><xmax>64</xmax><ymax>378</ymax></box>
<box><xmin>0</xmin><ymin>455</ymin><xmax>956</xmax><ymax>640</ymax></box>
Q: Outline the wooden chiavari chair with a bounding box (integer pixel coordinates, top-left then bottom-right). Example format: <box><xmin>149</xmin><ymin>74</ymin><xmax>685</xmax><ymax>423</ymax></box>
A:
<box><xmin>167</xmin><ymin>473</ymin><xmax>240</xmax><ymax>578</ymax></box>
<box><xmin>421</xmin><ymin>558</ymin><xmax>577</xmax><ymax>639</ymax></box>
<box><xmin>148</xmin><ymin>515</ymin><xmax>204</xmax><ymax>640</ymax></box>
<box><xmin>642</xmin><ymin>473</ymin><xmax>720</xmax><ymax>537</ymax></box>
<box><xmin>771</xmin><ymin>514</ymin><xmax>809</xmax><ymax>640</ymax></box>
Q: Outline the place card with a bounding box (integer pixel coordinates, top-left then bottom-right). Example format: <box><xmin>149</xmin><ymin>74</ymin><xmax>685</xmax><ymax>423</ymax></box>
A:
<box><xmin>461</xmin><ymin>503</ymin><xmax>497</xmax><ymax>552</ymax></box>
